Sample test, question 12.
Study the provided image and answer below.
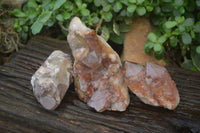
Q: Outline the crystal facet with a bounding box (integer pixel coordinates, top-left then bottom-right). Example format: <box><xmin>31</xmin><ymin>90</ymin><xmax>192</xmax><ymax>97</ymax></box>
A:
<box><xmin>68</xmin><ymin>17</ymin><xmax>130</xmax><ymax>112</ymax></box>
<box><xmin>123</xmin><ymin>61</ymin><xmax>180</xmax><ymax>110</ymax></box>
<box><xmin>31</xmin><ymin>50</ymin><xmax>73</xmax><ymax>110</ymax></box>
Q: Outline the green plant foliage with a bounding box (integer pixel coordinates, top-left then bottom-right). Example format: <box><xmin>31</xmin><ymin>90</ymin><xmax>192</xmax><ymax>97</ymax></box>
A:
<box><xmin>13</xmin><ymin>0</ymin><xmax>200</xmax><ymax>71</ymax></box>
<box><xmin>144</xmin><ymin>0</ymin><xmax>200</xmax><ymax>71</ymax></box>
<box><xmin>13</xmin><ymin>0</ymin><xmax>156</xmax><ymax>44</ymax></box>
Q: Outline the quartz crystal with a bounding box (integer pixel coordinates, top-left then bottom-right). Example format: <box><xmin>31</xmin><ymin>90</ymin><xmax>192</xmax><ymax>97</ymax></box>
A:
<box><xmin>123</xmin><ymin>61</ymin><xmax>180</xmax><ymax>110</ymax></box>
<box><xmin>31</xmin><ymin>50</ymin><xmax>73</xmax><ymax>110</ymax></box>
<box><xmin>67</xmin><ymin>17</ymin><xmax>130</xmax><ymax>112</ymax></box>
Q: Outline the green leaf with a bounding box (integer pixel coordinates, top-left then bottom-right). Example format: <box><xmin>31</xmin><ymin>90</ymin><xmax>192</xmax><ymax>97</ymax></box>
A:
<box><xmin>28</xmin><ymin>11</ymin><xmax>38</xmax><ymax>20</ymax></box>
<box><xmin>127</xmin><ymin>5</ymin><xmax>136</xmax><ymax>13</ymax></box>
<box><xmin>64</xmin><ymin>1</ymin><xmax>74</xmax><ymax>10</ymax></box>
<box><xmin>164</xmin><ymin>21</ymin><xmax>177</xmax><ymax>29</ymax></box>
<box><xmin>154</xmin><ymin>52</ymin><xmax>164</xmax><ymax>60</ymax></box>
<box><xmin>192</xmin><ymin>53</ymin><xmax>200</xmax><ymax>71</ymax></box>
<box><xmin>18</xmin><ymin>18</ymin><xmax>27</xmax><ymax>25</ymax></box>
<box><xmin>137</xmin><ymin>0</ymin><xmax>145</xmax><ymax>4</ymax></box>
<box><xmin>120</xmin><ymin>0</ymin><xmax>129</xmax><ymax>5</ymax></box>
<box><xmin>81</xmin><ymin>3</ymin><xmax>87</xmax><ymax>9</ymax></box>
<box><xmin>175</xmin><ymin>16</ymin><xmax>185</xmax><ymax>24</ymax></box>
<box><xmin>101</xmin><ymin>26</ymin><xmax>110</xmax><ymax>41</ymax></box>
<box><xmin>154</xmin><ymin>46</ymin><xmax>165</xmax><ymax>60</ymax></box>
<box><xmin>100</xmin><ymin>0</ymin><xmax>107</xmax><ymax>6</ymax></box>
<box><xmin>38</xmin><ymin>12</ymin><xmax>52</xmax><ymax>23</ymax></box>
<box><xmin>46</xmin><ymin>19</ymin><xmax>55</xmax><ymax>27</ymax></box>
<box><xmin>154</xmin><ymin>6</ymin><xmax>161</xmax><ymax>15</ymax></box>
<box><xmin>190</xmin><ymin>31</ymin><xmax>195</xmax><ymax>38</ymax></box>
<box><xmin>103</xmin><ymin>4</ymin><xmax>111</xmax><ymax>12</ymax></box>
<box><xmin>169</xmin><ymin>36</ymin><xmax>178</xmax><ymax>47</ymax></box>
<box><xmin>128</xmin><ymin>0</ymin><xmax>136</xmax><ymax>3</ymax></box>
<box><xmin>108</xmin><ymin>0</ymin><xmax>114</xmax><ymax>3</ymax></box>
<box><xmin>196</xmin><ymin>46</ymin><xmax>200</xmax><ymax>54</ymax></box>
<box><xmin>144</xmin><ymin>42</ymin><xmax>154</xmax><ymax>54</ymax></box>
<box><xmin>27</xmin><ymin>0</ymin><xmax>38</xmax><ymax>8</ymax></box>
<box><xmin>92</xmin><ymin>17</ymin><xmax>99</xmax><ymax>24</ymax></box>
<box><xmin>183</xmin><ymin>18</ymin><xmax>194</xmax><ymax>27</ymax></box>
<box><xmin>120</xmin><ymin>9</ymin><xmax>127</xmax><ymax>16</ymax></box>
<box><xmin>110</xmin><ymin>32</ymin><xmax>125</xmax><ymax>44</ymax></box>
<box><xmin>113</xmin><ymin>21</ymin><xmax>120</xmax><ymax>36</ymax></box>
<box><xmin>14</xmin><ymin>22</ymin><xmax>22</xmax><ymax>33</ymax></box>
<box><xmin>182</xmin><ymin>32</ymin><xmax>192</xmax><ymax>45</ymax></box>
<box><xmin>62</xmin><ymin>12</ymin><xmax>71</xmax><ymax>20</ymax></box>
<box><xmin>174</xmin><ymin>0</ymin><xmax>184</xmax><ymax>6</ymax></box>
<box><xmin>104</xmin><ymin>12</ymin><xmax>113</xmax><ymax>22</ymax></box>
<box><xmin>194</xmin><ymin>22</ymin><xmax>200</xmax><ymax>33</ymax></box>
<box><xmin>31</xmin><ymin>21</ymin><xmax>43</xmax><ymax>35</ymax></box>
<box><xmin>81</xmin><ymin>9</ymin><xmax>90</xmax><ymax>16</ymax></box>
<box><xmin>146</xmin><ymin>6</ymin><xmax>154</xmax><ymax>12</ymax></box>
<box><xmin>153</xmin><ymin>44</ymin><xmax>162</xmax><ymax>52</ymax></box>
<box><xmin>114</xmin><ymin>2</ymin><xmax>123</xmax><ymax>12</ymax></box>
<box><xmin>148</xmin><ymin>32</ymin><xmax>157</xmax><ymax>42</ymax></box>
<box><xmin>172</xmin><ymin>28</ymin><xmax>180</xmax><ymax>35</ymax></box>
<box><xmin>197</xmin><ymin>0</ymin><xmax>200</xmax><ymax>8</ymax></box>
<box><xmin>119</xmin><ymin>24</ymin><xmax>131</xmax><ymax>32</ymax></box>
<box><xmin>178</xmin><ymin>25</ymin><xmax>185</xmax><ymax>32</ymax></box>
<box><xmin>56</xmin><ymin>14</ymin><xmax>64</xmax><ymax>21</ymax></box>
<box><xmin>22</xmin><ymin>26</ymin><xmax>28</xmax><ymax>32</ymax></box>
<box><xmin>94</xmin><ymin>0</ymin><xmax>101</xmax><ymax>7</ymax></box>
<box><xmin>136</xmin><ymin>7</ymin><xmax>146</xmax><ymax>16</ymax></box>
<box><xmin>13</xmin><ymin>21</ymin><xmax>19</xmax><ymax>30</ymax></box>
<box><xmin>13</xmin><ymin>9</ymin><xmax>26</xmax><ymax>17</ymax></box>
<box><xmin>54</xmin><ymin>0</ymin><xmax>66</xmax><ymax>10</ymax></box>
<box><xmin>158</xmin><ymin>35</ymin><xmax>168</xmax><ymax>43</ymax></box>
<box><xmin>75</xmin><ymin>0</ymin><xmax>82</xmax><ymax>7</ymax></box>
<box><xmin>21</xmin><ymin>30</ymin><xmax>28</xmax><ymax>42</ymax></box>
<box><xmin>179</xmin><ymin>7</ymin><xmax>185</xmax><ymax>14</ymax></box>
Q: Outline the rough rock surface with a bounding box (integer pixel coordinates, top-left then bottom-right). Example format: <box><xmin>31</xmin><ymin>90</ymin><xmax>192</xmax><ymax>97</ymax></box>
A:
<box><xmin>31</xmin><ymin>50</ymin><xmax>73</xmax><ymax>110</ymax></box>
<box><xmin>123</xmin><ymin>61</ymin><xmax>180</xmax><ymax>110</ymax></box>
<box><xmin>67</xmin><ymin>17</ymin><xmax>130</xmax><ymax>112</ymax></box>
<box><xmin>121</xmin><ymin>17</ymin><xmax>166</xmax><ymax>66</ymax></box>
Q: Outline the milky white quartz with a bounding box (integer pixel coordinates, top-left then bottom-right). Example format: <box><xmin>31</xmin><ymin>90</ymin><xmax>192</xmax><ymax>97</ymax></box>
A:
<box><xmin>31</xmin><ymin>50</ymin><xmax>73</xmax><ymax>110</ymax></box>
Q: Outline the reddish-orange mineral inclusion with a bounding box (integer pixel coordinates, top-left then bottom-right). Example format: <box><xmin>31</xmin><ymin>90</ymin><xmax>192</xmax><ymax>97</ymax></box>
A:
<box><xmin>67</xmin><ymin>17</ymin><xmax>130</xmax><ymax>112</ymax></box>
<box><xmin>123</xmin><ymin>61</ymin><xmax>180</xmax><ymax>110</ymax></box>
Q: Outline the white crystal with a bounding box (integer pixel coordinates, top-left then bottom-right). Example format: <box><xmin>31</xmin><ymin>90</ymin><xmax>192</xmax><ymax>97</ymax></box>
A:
<box><xmin>31</xmin><ymin>50</ymin><xmax>73</xmax><ymax>110</ymax></box>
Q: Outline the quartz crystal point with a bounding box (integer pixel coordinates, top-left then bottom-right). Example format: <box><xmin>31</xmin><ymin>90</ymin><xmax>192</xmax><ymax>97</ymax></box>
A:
<box><xmin>67</xmin><ymin>17</ymin><xmax>130</xmax><ymax>112</ymax></box>
<box><xmin>123</xmin><ymin>61</ymin><xmax>180</xmax><ymax>110</ymax></box>
<box><xmin>31</xmin><ymin>50</ymin><xmax>73</xmax><ymax>110</ymax></box>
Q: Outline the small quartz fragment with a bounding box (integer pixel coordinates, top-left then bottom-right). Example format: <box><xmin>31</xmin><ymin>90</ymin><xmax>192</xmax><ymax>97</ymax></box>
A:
<box><xmin>31</xmin><ymin>50</ymin><xmax>73</xmax><ymax>110</ymax></box>
<box><xmin>67</xmin><ymin>17</ymin><xmax>130</xmax><ymax>112</ymax></box>
<box><xmin>123</xmin><ymin>61</ymin><xmax>180</xmax><ymax>110</ymax></box>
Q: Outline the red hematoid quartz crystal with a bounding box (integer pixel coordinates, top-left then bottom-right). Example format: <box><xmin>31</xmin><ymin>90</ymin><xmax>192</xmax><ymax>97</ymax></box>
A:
<box><xmin>123</xmin><ymin>61</ymin><xmax>180</xmax><ymax>110</ymax></box>
<box><xmin>67</xmin><ymin>17</ymin><xmax>130</xmax><ymax>112</ymax></box>
<box><xmin>31</xmin><ymin>50</ymin><xmax>73</xmax><ymax>110</ymax></box>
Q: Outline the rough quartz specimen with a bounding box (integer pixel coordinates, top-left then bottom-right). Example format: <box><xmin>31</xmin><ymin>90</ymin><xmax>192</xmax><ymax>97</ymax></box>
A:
<box><xmin>123</xmin><ymin>61</ymin><xmax>180</xmax><ymax>110</ymax></box>
<box><xmin>31</xmin><ymin>50</ymin><xmax>73</xmax><ymax>110</ymax></box>
<box><xmin>67</xmin><ymin>17</ymin><xmax>130</xmax><ymax>112</ymax></box>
